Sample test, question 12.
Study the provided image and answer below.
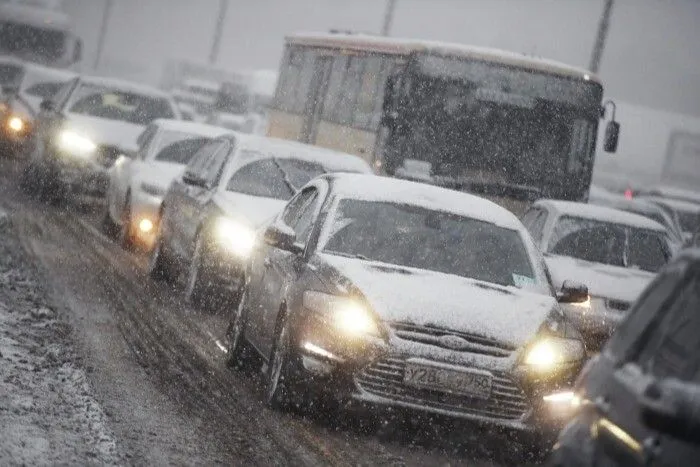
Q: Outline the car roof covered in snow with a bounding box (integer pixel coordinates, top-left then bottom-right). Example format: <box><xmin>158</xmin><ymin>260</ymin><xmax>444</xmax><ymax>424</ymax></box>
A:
<box><xmin>327</xmin><ymin>173</ymin><xmax>526</xmax><ymax>230</ymax></box>
<box><xmin>221</xmin><ymin>133</ymin><xmax>373</xmax><ymax>174</ymax></box>
<box><xmin>151</xmin><ymin>119</ymin><xmax>231</xmax><ymax>138</ymax></box>
<box><xmin>638</xmin><ymin>194</ymin><xmax>700</xmax><ymax>214</ymax></box>
<box><xmin>287</xmin><ymin>32</ymin><xmax>599</xmax><ymax>83</ymax></box>
<box><xmin>78</xmin><ymin>75</ymin><xmax>173</xmax><ymax>99</ymax></box>
<box><xmin>535</xmin><ymin>199</ymin><xmax>667</xmax><ymax>232</ymax></box>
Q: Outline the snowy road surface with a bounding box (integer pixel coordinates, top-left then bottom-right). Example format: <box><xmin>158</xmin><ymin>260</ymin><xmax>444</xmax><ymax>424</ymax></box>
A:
<box><xmin>0</xmin><ymin>158</ymin><xmax>543</xmax><ymax>466</ymax></box>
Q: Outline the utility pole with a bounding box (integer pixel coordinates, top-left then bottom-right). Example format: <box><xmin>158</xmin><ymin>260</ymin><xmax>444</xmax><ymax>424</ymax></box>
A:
<box><xmin>209</xmin><ymin>0</ymin><xmax>229</xmax><ymax>65</ymax></box>
<box><xmin>93</xmin><ymin>0</ymin><xmax>113</xmax><ymax>71</ymax></box>
<box><xmin>589</xmin><ymin>0</ymin><xmax>615</xmax><ymax>73</ymax></box>
<box><xmin>381</xmin><ymin>0</ymin><xmax>397</xmax><ymax>36</ymax></box>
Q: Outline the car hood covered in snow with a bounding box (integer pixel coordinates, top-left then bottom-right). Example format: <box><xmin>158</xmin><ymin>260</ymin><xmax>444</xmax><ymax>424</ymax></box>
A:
<box><xmin>545</xmin><ymin>254</ymin><xmax>655</xmax><ymax>303</ymax></box>
<box><xmin>214</xmin><ymin>191</ymin><xmax>286</xmax><ymax>228</ymax></box>
<box><xmin>320</xmin><ymin>254</ymin><xmax>557</xmax><ymax>348</ymax></box>
<box><xmin>65</xmin><ymin>113</ymin><xmax>145</xmax><ymax>152</ymax></box>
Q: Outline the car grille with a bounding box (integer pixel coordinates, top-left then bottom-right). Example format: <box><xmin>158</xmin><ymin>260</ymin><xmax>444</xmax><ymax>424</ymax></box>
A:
<box><xmin>356</xmin><ymin>356</ymin><xmax>530</xmax><ymax>421</ymax></box>
<box><xmin>96</xmin><ymin>144</ymin><xmax>123</xmax><ymax>168</ymax></box>
<box><xmin>605</xmin><ymin>299</ymin><xmax>631</xmax><ymax>312</ymax></box>
<box><xmin>390</xmin><ymin>322</ymin><xmax>516</xmax><ymax>358</ymax></box>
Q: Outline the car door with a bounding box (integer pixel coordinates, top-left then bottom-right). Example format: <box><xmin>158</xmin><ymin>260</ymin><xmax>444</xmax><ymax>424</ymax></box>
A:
<box><xmin>251</xmin><ymin>187</ymin><xmax>321</xmax><ymax>357</ymax></box>
<box><xmin>166</xmin><ymin>139</ymin><xmax>222</xmax><ymax>259</ymax></box>
<box><xmin>587</xmin><ymin>261</ymin><xmax>698</xmax><ymax>466</ymax></box>
<box><xmin>182</xmin><ymin>139</ymin><xmax>233</xmax><ymax>262</ymax></box>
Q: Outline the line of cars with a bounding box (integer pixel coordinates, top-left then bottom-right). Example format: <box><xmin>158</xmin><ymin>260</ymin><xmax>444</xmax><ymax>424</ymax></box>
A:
<box><xmin>4</xmin><ymin>64</ymin><xmax>700</xmax><ymax>462</ymax></box>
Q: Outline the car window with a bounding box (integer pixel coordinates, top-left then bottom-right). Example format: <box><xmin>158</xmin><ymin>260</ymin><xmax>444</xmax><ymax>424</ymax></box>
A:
<box><xmin>22</xmin><ymin>81</ymin><xmax>65</xmax><ymax>99</ymax></box>
<box><xmin>51</xmin><ymin>78</ymin><xmax>77</xmax><ymax>109</ymax></box>
<box><xmin>67</xmin><ymin>83</ymin><xmax>175</xmax><ymax>124</ymax></box>
<box><xmin>201</xmin><ymin>142</ymin><xmax>232</xmax><ymax>187</ymax></box>
<box><xmin>185</xmin><ymin>140</ymin><xmax>225</xmax><ymax>179</ymax></box>
<box><xmin>226</xmin><ymin>157</ymin><xmax>327</xmax><ymax>200</ymax></box>
<box><xmin>633</xmin><ymin>270</ymin><xmax>700</xmax><ymax>381</ymax></box>
<box><xmin>606</xmin><ymin>260</ymin><xmax>689</xmax><ymax>360</ymax></box>
<box><xmin>520</xmin><ymin>207</ymin><xmax>547</xmax><ymax>243</ymax></box>
<box><xmin>281</xmin><ymin>189</ymin><xmax>315</xmax><ymax>226</ymax></box>
<box><xmin>154</xmin><ymin>137</ymin><xmax>211</xmax><ymax>165</ymax></box>
<box><xmin>289</xmin><ymin>190</ymin><xmax>320</xmax><ymax>245</ymax></box>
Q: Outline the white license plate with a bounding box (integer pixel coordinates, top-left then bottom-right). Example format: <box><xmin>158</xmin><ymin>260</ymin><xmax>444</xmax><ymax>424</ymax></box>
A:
<box><xmin>404</xmin><ymin>362</ymin><xmax>492</xmax><ymax>399</ymax></box>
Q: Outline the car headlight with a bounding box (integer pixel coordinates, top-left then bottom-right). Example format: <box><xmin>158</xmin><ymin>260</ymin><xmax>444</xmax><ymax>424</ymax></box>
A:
<box><xmin>214</xmin><ymin>217</ymin><xmax>255</xmax><ymax>258</ymax></box>
<box><xmin>140</xmin><ymin>182</ymin><xmax>167</xmax><ymax>198</ymax></box>
<box><xmin>7</xmin><ymin>115</ymin><xmax>25</xmax><ymax>133</ymax></box>
<box><xmin>57</xmin><ymin>130</ymin><xmax>97</xmax><ymax>156</ymax></box>
<box><xmin>303</xmin><ymin>291</ymin><xmax>380</xmax><ymax>337</ymax></box>
<box><xmin>524</xmin><ymin>337</ymin><xmax>584</xmax><ymax>370</ymax></box>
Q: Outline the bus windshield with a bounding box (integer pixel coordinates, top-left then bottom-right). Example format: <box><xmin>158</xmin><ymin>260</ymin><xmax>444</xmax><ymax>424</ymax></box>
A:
<box><xmin>0</xmin><ymin>21</ymin><xmax>67</xmax><ymax>65</ymax></box>
<box><xmin>394</xmin><ymin>55</ymin><xmax>603</xmax><ymax>200</ymax></box>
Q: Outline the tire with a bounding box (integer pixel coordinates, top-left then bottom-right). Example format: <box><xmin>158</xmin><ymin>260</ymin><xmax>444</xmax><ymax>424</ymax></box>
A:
<box><xmin>148</xmin><ymin>228</ymin><xmax>175</xmax><ymax>283</ymax></box>
<box><xmin>184</xmin><ymin>234</ymin><xmax>215</xmax><ymax>310</ymax></box>
<box><xmin>265</xmin><ymin>315</ymin><xmax>298</xmax><ymax>411</ymax></box>
<box><xmin>101</xmin><ymin>201</ymin><xmax>118</xmax><ymax>238</ymax></box>
<box><xmin>225</xmin><ymin>288</ymin><xmax>257</xmax><ymax>371</ymax></box>
<box><xmin>118</xmin><ymin>196</ymin><xmax>135</xmax><ymax>250</ymax></box>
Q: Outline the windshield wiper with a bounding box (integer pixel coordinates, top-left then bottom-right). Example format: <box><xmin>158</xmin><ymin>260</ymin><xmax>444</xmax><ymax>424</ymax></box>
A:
<box><xmin>271</xmin><ymin>157</ymin><xmax>299</xmax><ymax>194</ymax></box>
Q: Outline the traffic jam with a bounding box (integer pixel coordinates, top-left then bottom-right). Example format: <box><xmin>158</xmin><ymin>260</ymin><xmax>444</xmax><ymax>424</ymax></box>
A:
<box><xmin>1</xmin><ymin>1</ymin><xmax>700</xmax><ymax>466</ymax></box>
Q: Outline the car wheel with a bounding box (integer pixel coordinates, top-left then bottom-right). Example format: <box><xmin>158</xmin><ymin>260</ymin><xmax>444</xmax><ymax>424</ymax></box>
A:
<box><xmin>225</xmin><ymin>288</ymin><xmax>257</xmax><ymax>371</ymax></box>
<box><xmin>118</xmin><ymin>196</ymin><xmax>135</xmax><ymax>250</ymax></box>
<box><xmin>184</xmin><ymin>234</ymin><xmax>214</xmax><ymax>310</ymax></box>
<box><xmin>148</xmin><ymin>228</ymin><xmax>175</xmax><ymax>282</ymax></box>
<box><xmin>265</xmin><ymin>316</ymin><xmax>298</xmax><ymax>411</ymax></box>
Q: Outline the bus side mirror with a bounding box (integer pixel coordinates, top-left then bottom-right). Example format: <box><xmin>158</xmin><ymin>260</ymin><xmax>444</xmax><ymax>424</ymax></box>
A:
<box><xmin>604</xmin><ymin>120</ymin><xmax>620</xmax><ymax>153</ymax></box>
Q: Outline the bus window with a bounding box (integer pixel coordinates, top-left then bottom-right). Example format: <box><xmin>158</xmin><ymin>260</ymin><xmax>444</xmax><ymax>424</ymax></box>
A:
<box><xmin>275</xmin><ymin>46</ymin><xmax>316</xmax><ymax>114</ymax></box>
<box><xmin>353</xmin><ymin>56</ymin><xmax>382</xmax><ymax>130</ymax></box>
<box><xmin>321</xmin><ymin>55</ymin><xmax>348</xmax><ymax>123</ymax></box>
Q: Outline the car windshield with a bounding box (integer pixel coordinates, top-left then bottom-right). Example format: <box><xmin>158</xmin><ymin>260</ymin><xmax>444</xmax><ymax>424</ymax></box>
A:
<box><xmin>154</xmin><ymin>137</ymin><xmax>211</xmax><ymax>164</ymax></box>
<box><xmin>548</xmin><ymin>216</ymin><xmax>670</xmax><ymax>272</ymax></box>
<box><xmin>322</xmin><ymin>199</ymin><xmax>542</xmax><ymax>290</ymax></box>
<box><xmin>68</xmin><ymin>84</ymin><xmax>175</xmax><ymax>124</ymax></box>
<box><xmin>226</xmin><ymin>157</ymin><xmax>326</xmax><ymax>199</ymax></box>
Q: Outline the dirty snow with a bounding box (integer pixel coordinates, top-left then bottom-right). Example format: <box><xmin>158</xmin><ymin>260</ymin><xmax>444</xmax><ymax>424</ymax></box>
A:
<box><xmin>0</xmin><ymin>214</ymin><xmax>120</xmax><ymax>465</ymax></box>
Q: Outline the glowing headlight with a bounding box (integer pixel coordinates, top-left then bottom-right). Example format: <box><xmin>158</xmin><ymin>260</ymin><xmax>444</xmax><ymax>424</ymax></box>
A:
<box><xmin>572</xmin><ymin>295</ymin><xmax>591</xmax><ymax>308</ymax></box>
<box><xmin>524</xmin><ymin>337</ymin><xmax>584</xmax><ymax>370</ymax></box>
<box><xmin>214</xmin><ymin>217</ymin><xmax>255</xmax><ymax>258</ymax></box>
<box><xmin>303</xmin><ymin>291</ymin><xmax>380</xmax><ymax>336</ymax></box>
<box><xmin>7</xmin><ymin>116</ymin><xmax>24</xmax><ymax>132</ymax></box>
<box><xmin>58</xmin><ymin>130</ymin><xmax>97</xmax><ymax>156</ymax></box>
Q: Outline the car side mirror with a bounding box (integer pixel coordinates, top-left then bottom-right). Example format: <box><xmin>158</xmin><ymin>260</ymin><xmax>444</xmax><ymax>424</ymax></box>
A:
<box><xmin>558</xmin><ymin>280</ymin><xmax>589</xmax><ymax>304</ymax></box>
<box><xmin>641</xmin><ymin>378</ymin><xmax>700</xmax><ymax>444</ymax></box>
<box><xmin>40</xmin><ymin>99</ymin><xmax>55</xmax><ymax>112</ymax></box>
<box><xmin>264</xmin><ymin>222</ymin><xmax>302</xmax><ymax>254</ymax></box>
<box><xmin>182</xmin><ymin>172</ymin><xmax>207</xmax><ymax>188</ymax></box>
<box><xmin>603</xmin><ymin>120</ymin><xmax>620</xmax><ymax>153</ymax></box>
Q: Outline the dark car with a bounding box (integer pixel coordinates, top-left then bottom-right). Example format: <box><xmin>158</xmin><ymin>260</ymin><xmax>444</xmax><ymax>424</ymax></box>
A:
<box><xmin>226</xmin><ymin>173</ymin><xmax>590</xmax><ymax>444</ymax></box>
<box><xmin>148</xmin><ymin>134</ymin><xmax>371</xmax><ymax>309</ymax></box>
<box><xmin>549</xmin><ymin>248</ymin><xmax>700</xmax><ymax>466</ymax></box>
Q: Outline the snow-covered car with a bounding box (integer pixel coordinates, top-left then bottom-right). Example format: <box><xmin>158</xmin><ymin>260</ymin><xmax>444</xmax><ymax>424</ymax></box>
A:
<box><xmin>0</xmin><ymin>58</ymin><xmax>76</xmax><ymax>156</ymax></box>
<box><xmin>588</xmin><ymin>189</ymin><xmax>685</xmax><ymax>247</ymax></box>
<box><xmin>148</xmin><ymin>134</ymin><xmax>372</xmax><ymax>310</ymax></box>
<box><xmin>23</xmin><ymin>75</ymin><xmax>180</xmax><ymax>203</ymax></box>
<box><xmin>638</xmin><ymin>194</ymin><xmax>700</xmax><ymax>243</ymax></box>
<box><xmin>104</xmin><ymin>119</ymin><xmax>231</xmax><ymax>249</ymax></box>
<box><xmin>226</xmin><ymin>173</ymin><xmax>590</xmax><ymax>443</ymax></box>
<box><xmin>550</xmin><ymin>248</ymin><xmax>700</xmax><ymax>467</ymax></box>
<box><xmin>521</xmin><ymin>200</ymin><xmax>674</xmax><ymax>352</ymax></box>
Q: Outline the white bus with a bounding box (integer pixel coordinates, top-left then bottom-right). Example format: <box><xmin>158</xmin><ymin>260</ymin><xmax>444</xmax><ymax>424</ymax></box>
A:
<box><xmin>0</xmin><ymin>1</ymin><xmax>82</xmax><ymax>69</ymax></box>
<box><xmin>268</xmin><ymin>32</ymin><xmax>619</xmax><ymax>212</ymax></box>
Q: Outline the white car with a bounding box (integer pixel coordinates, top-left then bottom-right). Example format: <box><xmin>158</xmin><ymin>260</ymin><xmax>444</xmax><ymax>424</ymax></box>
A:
<box><xmin>26</xmin><ymin>75</ymin><xmax>181</xmax><ymax>202</ymax></box>
<box><xmin>105</xmin><ymin>119</ymin><xmax>231</xmax><ymax>249</ymax></box>
<box><xmin>521</xmin><ymin>200</ymin><xmax>674</xmax><ymax>351</ymax></box>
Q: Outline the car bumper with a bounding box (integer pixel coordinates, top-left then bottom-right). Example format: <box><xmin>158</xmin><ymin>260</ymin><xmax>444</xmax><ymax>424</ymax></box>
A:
<box><xmin>290</xmin><ymin>321</ymin><xmax>581</xmax><ymax>437</ymax></box>
<box><xmin>0</xmin><ymin>134</ymin><xmax>30</xmax><ymax>157</ymax></box>
<box><xmin>44</xmin><ymin>155</ymin><xmax>109</xmax><ymax>196</ymax></box>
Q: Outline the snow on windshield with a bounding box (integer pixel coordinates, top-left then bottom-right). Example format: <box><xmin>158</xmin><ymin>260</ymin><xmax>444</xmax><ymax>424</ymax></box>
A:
<box><xmin>67</xmin><ymin>84</ymin><xmax>175</xmax><ymax>124</ymax></box>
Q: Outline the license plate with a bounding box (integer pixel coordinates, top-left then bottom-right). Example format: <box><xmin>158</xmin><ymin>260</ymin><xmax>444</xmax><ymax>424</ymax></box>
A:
<box><xmin>404</xmin><ymin>362</ymin><xmax>492</xmax><ymax>399</ymax></box>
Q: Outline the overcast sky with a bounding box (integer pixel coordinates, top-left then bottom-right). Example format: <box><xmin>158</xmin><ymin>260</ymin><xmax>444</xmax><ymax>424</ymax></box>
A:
<box><xmin>62</xmin><ymin>0</ymin><xmax>700</xmax><ymax>117</ymax></box>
